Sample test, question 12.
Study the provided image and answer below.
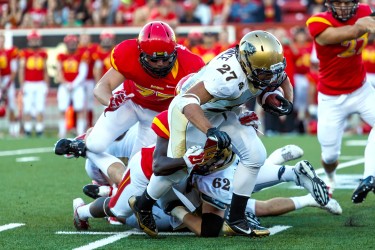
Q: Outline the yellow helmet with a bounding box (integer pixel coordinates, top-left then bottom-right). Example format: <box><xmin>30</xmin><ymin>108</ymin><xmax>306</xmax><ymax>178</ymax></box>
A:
<box><xmin>238</xmin><ymin>30</ymin><xmax>286</xmax><ymax>91</ymax></box>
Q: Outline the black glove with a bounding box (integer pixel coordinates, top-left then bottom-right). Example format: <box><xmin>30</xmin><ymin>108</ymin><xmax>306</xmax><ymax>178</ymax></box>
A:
<box><xmin>206</xmin><ymin>127</ymin><xmax>231</xmax><ymax>150</ymax></box>
<box><xmin>262</xmin><ymin>95</ymin><xmax>293</xmax><ymax>116</ymax></box>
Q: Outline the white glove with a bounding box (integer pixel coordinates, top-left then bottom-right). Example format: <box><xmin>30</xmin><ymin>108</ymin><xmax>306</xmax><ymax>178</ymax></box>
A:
<box><xmin>183</xmin><ymin>145</ymin><xmax>205</xmax><ymax>174</ymax></box>
<box><xmin>238</xmin><ymin>111</ymin><xmax>261</xmax><ymax>129</ymax></box>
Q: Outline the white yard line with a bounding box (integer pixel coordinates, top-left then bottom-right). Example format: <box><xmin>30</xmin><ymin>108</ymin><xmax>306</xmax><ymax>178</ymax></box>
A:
<box><xmin>57</xmin><ymin>226</ymin><xmax>290</xmax><ymax>250</ymax></box>
<box><xmin>0</xmin><ymin>223</ymin><xmax>25</xmax><ymax>232</ymax></box>
<box><xmin>0</xmin><ymin>147</ymin><xmax>52</xmax><ymax>157</ymax></box>
<box><xmin>315</xmin><ymin>158</ymin><xmax>364</xmax><ymax>175</ymax></box>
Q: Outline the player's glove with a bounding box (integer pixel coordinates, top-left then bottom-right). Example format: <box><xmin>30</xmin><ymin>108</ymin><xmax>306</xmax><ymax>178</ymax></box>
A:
<box><xmin>262</xmin><ymin>95</ymin><xmax>293</xmax><ymax>116</ymax></box>
<box><xmin>104</xmin><ymin>90</ymin><xmax>134</xmax><ymax>116</ymax></box>
<box><xmin>183</xmin><ymin>145</ymin><xmax>205</xmax><ymax>174</ymax></box>
<box><xmin>239</xmin><ymin>111</ymin><xmax>261</xmax><ymax>129</ymax></box>
<box><xmin>206</xmin><ymin>127</ymin><xmax>231</xmax><ymax>150</ymax></box>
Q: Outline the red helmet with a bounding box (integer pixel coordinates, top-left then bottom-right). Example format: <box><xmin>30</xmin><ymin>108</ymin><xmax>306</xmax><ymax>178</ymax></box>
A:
<box><xmin>27</xmin><ymin>30</ymin><xmax>41</xmax><ymax>40</ymax></box>
<box><xmin>64</xmin><ymin>34</ymin><xmax>79</xmax><ymax>44</ymax></box>
<box><xmin>138</xmin><ymin>21</ymin><xmax>177</xmax><ymax>78</ymax></box>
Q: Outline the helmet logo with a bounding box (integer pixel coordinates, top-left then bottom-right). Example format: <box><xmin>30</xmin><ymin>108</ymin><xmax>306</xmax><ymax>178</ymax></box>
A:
<box><xmin>270</xmin><ymin>62</ymin><xmax>285</xmax><ymax>74</ymax></box>
<box><xmin>240</xmin><ymin>41</ymin><xmax>256</xmax><ymax>55</ymax></box>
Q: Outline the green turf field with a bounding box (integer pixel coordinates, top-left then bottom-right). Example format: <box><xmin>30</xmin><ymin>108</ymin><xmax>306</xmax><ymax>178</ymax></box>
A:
<box><xmin>1</xmin><ymin>134</ymin><xmax>374</xmax><ymax>249</ymax></box>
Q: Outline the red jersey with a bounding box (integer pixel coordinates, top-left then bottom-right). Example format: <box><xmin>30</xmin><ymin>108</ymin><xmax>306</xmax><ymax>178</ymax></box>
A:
<box><xmin>140</xmin><ymin>110</ymin><xmax>169</xmax><ymax>180</ymax></box>
<box><xmin>57</xmin><ymin>51</ymin><xmax>88</xmax><ymax>82</ymax></box>
<box><xmin>306</xmin><ymin>4</ymin><xmax>372</xmax><ymax>95</ymax></box>
<box><xmin>93</xmin><ymin>47</ymin><xmax>112</xmax><ymax>77</ymax></box>
<box><xmin>293</xmin><ymin>42</ymin><xmax>313</xmax><ymax>75</ymax></box>
<box><xmin>19</xmin><ymin>48</ymin><xmax>48</xmax><ymax>82</ymax></box>
<box><xmin>362</xmin><ymin>42</ymin><xmax>375</xmax><ymax>73</ymax></box>
<box><xmin>283</xmin><ymin>45</ymin><xmax>295</xmax><ymax>87</ymax></box>
<box><xmin>0</xmin><ymin>47</ymin><xmax>18</xmax><ymax>76</ymax></box>
<box><xmin>111</xmin><ymin>39</ymin><xmax>205</xmax><ymax>112</ymax></box>
<box><xmin>78</xmin><ymin>43</ymin><xmax>98</xmax><ymax>80</ymax></box>
<box><xmin>191</xmin><ymin>44</ymin><xmax>222</xmax><ymax>64</ymax></box>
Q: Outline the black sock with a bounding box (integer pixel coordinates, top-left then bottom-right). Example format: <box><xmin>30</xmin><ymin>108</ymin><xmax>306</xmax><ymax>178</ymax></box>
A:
<box><xmin>228</xmin><ymin>193</ymin><xmax>249</xmax><ymax>222</ymax></box>
<box><xmin>137</xmin><ymin>190</ymin><xmax>156</xmax><ymax>211</ymax></box>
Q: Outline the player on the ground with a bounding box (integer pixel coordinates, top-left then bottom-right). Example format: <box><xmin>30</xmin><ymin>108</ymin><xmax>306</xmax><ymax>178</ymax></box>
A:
<box><xmin>306</xmin><ymin>0</ymin><xmax>375</xmax><ymax>202</ymax></box>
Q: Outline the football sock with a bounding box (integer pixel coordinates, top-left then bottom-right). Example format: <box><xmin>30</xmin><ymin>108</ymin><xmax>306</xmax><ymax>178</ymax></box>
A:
<box><xmin>228</xmin><ymin>193</ymin><xmax>249</xmax><ymax>222</ymax></box>
<box><xmin>290</xmin><ymin>194</ymin><xmax>316</xmax><ymax>210</ymax></box>
<box><xmin>137</xmin><ymin>190</ymin><xmax>156</xmax><ymax>211</ymax></box>
<box><xmin>364</xmin><ymin>128</ymin><xmax>375</xmax><ymax>177</ymax></box>
<box><xmin>77</xmin><ymin>203</ymin><xmax>93</xmax><ymax>220</ymax></box>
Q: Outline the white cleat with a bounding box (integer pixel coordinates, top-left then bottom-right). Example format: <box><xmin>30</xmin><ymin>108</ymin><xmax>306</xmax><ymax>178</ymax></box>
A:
<box><xmin>73</xmin><ymin>198</ymin><xmax>89</xmax><ymax>230</ymax></box>
<box><xmin>267</xmin><ymin>145</ymin><xmax>304</xmax><ymax>165</ymax></box>
<box><xmin>294</xmin><ymin>160</ymin><xmax>330</xmax><ymax>206</ymax></box>
<box><xmin>321</xmin><ymin>198</ymin><xmax>342</xmax><ymax>215</ymax></box>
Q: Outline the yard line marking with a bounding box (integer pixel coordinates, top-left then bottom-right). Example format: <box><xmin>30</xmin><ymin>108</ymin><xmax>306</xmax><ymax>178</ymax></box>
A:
<box><xmin>57</xmin><ymin>225</ymin><xmax>291</xmax><ymax>249</ymax></box>
<box><xmin>16</xmin><ymin>156</ymin><xmax>40</xmax><ymax>162</ymax></box>
<box><xmin>315</xmin><ymin>158</ymin><xmax>364</xmax><ymax>175</ymax></box>
<box><xmin>0</xmin><ymin>147</ymin><xmax>52</xmax><ymax>157</ymax></box>
<box><xmin>73</xmin><ymin>233</ymin><xmax>131</xmax><ymax>250</ymax></box>
<box><xmin>345</xmin><ymin>140</ymin><xmax>367</xmax><ymax>146</ymax></box>
<box><xmin>269</xmin><ymin>225</ymin><xmax>292</xmax><ymax>235</ymax></box>
<box><xmin>0</xmin><ymin>223</ymin><xmax>25</xmax><ymax>232</ymax></box>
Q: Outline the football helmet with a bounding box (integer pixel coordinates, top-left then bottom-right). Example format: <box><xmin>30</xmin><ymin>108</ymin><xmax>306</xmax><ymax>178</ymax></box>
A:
<box><xmin>138</xmin><ymin>21</ymin><xmax>177</xmax><ymax>78</ymax></box>
<box><xmin>64</xmin><ymin>34</ymin><xmax>79</xmax><ymax>52</ymax></box>
<box><xmin>326</xmin><ymin>0</ymin><xmax>359</xmax><ymax>22</ymax></box>
<box><xmin>27</xmin><ymin>30</ymin><xmax>42</xmax><ymax>48</ymax></box>
<box><xmin>100</xmin><ymin>30</ymin><xmax>115</xmax><ymax>50</ymax></box>
<box><xmin>238</xmin><ymin>30</ymin><xmax>286</xmax><ymax>91</ymax></box>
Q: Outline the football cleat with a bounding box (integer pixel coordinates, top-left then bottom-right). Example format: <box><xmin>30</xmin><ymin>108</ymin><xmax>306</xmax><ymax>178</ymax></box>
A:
<box><xmin>267</xmin><ymin>145</ymin><xmax>304</xmax><ymax>165</ymax></box>
<box><xmin>222</xmin><ymin>218</ymin><xmax>268</xmax><ymax>237</ymax></box>
<box><xmin>73</xmin><ymin>198</ymin><xmax>89</xmax><ymax>230</ymax></box>
<box><xmin>128</xmin><ymin>196</ymin><xmax>158</xmax><ymax>237</ymax></box>
<box><xmin>54</xmin><ymin>138</ymin><xmax>86</xmax><ymax>158</ymax></box>
<box><xmin>321</xmin><ymin>198</ymin><xmax>342</xmax><ymax>215</ymax></box>
<box><xmin>245</xmin><ymin>212</ymin><xmax>270</xmax><ymax>237</ymax></box>
<box><xmin>294</xmin><ymin>160</ymin><xmax>329</xmax><ymax>206</ymax></box>
<box><xmin>351</xmin><ymin>176</ymin><xmax>375</xmax><ymax>203</ymax></box>
<box><xmin>83</xmin><ymin>184</ymin><xmax>101</xmax><ymax>199</ymax></box>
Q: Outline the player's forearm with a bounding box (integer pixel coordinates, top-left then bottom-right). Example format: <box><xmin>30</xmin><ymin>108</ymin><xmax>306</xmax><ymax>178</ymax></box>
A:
<box><xmin>316</xmin><ymin>24</ymin><xmax>367</xmax><ymax>46</ymax></box>
<box><xmin>183</xmin><ymin>104</ymin><xmax>213</xmax><ymax>134</ymax></box>
<box><xmin>153</xmin><ymin>156</ymin><xmax>186</xmax><ymax>176</ymax></box>
<box><xmin>280</xmin><ymin>77</ymin><xmax>293</xmax><ymax>103</ymax></box>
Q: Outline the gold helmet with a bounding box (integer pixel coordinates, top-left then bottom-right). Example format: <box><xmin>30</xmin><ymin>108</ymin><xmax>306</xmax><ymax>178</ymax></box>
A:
<box><xmin>238</xmin><ymin>30</ymin><xmax>286</xmax><ymax>91</ymax></box>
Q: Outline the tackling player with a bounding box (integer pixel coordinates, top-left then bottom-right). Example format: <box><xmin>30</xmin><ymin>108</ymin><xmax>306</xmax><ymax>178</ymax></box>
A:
<box><xmin>306</xmin><ymin>0</ymin><xmax>375</xmax><ymax>202</ymax></box>
<box><xmin>55</xmin><ymin>21</ymin><xmax>205</xmax><ymax>188</ymax></box>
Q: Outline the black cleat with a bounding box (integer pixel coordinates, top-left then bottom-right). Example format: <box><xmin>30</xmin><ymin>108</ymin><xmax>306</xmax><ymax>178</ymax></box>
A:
<box><xmin>352</xmin><ymin>176</ymin><xmax>375</xmax><ymax>203</ymax></box>
<box><xmin>245</xmin><ymin>212</ymin><xmax>270</xmax><ymax>237</ymax></box>
<box><xmin>54</xmin><ymin>138</ymin><xmax>86</xmax><ymax>158</ymax></box>
<box><xmin>128</xmin><ymin>196</ymin><xmax>158</xmax><ymax>237</ymax></box>
<box><xmin>83</xmin><ymin>184</ymin><xmax>101</xmax><ymax>199</ymax></box>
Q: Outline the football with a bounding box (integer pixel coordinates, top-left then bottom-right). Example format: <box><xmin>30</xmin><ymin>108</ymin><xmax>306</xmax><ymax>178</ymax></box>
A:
<box><xmin>261</xmin><ymin>87</ymin><xmax>284</xmax><ymax>107</ymax></box>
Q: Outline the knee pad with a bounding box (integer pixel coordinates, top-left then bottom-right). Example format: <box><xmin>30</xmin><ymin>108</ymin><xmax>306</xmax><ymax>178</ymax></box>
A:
<box><xmin>321</xmin><ymin>151</ymin><xmax>339</xmax><ymax>165</ymax></box>
<box><xmin>200</xmin><ymin>213</ymin><xmax>224</xmax><ymax>237</ymax></box>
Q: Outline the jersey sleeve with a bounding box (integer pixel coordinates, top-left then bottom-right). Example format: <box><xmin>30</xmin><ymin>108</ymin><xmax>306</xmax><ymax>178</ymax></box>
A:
<box><xmin>306</xmin><ymin>15</ymin><xmax>332</xmax><ymax>38</ymax></box>
<box><xmin>151</xmin><ymin>110</ymin><xmax>170</xmax><ymax>139</ymax></box>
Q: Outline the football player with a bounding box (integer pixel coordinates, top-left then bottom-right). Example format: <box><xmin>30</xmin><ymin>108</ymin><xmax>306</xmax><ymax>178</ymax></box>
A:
<box><xmin>19</xmin><ymin>30</ymin><xmax>49</xmax><ymax>137</ymax></box>
<box><xmin>0</xmin><ymin>32</ymin><xmax>19</xmax><ymax>137</ymax></box>
<box><xmin>130</xmin><ymin>30</ymin><xmax>299</xmax><ymax>237</ymax></box>
<box><xmin>54</xmin><ymin>21</ymin><xmax>205</xmax><ymax>188</ymax></box>
<box><xmin>71</xmin><ymin>110</ymin><xmax>339</xmax><ymax>236</ymax></box>
<box><xmin>56</xmin><ymin>34</ymin><xmax>89</xmax><ymax>138</ymax></box>
<box><xmin>306</xmin><ymin>0</ymin><xmax>375</xmax><ymax>202</ymax></box>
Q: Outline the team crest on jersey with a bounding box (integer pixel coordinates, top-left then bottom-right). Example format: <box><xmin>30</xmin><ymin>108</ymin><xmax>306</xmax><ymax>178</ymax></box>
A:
<box><xmin>238</xmin><ymin>82</ymin><xmax>244</xmax><ymax>90</ymax></box>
